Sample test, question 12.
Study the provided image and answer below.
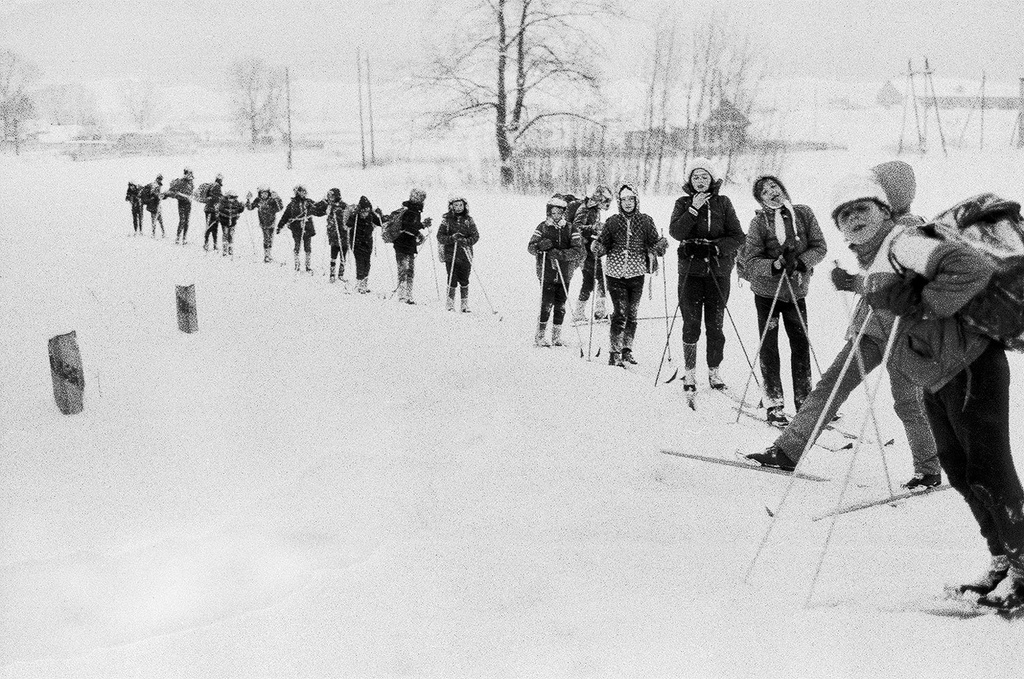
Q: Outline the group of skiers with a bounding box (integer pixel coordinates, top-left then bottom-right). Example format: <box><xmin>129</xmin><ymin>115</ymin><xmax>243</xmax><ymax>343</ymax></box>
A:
<box><xmin>126</xmin><ymin>172</ymin><xmax>481</xmax><ymax>304</ymax></box>
<box><xmin>533</xmin><ymin>158</ymin><xmax>1024</xmax><ymax>613</ymax></box>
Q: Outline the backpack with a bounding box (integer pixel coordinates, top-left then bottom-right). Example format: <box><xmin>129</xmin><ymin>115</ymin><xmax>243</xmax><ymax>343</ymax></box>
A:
<box><xmin>194</xmin><ymin>182</ymin><xmax>213</xmax><ymax>203</ymax></box>
<box><xmin>138</xmin><ymin>183</ymin><xmax>154</xmax><ymax>204</ymax></box>
<box><xmin>928</xmin><ymin>193</ymin><xmax>1024</xmax><ymax>351</ymax></box>
<box><xmin>566</xmin><ymin>199</ymin><xmax>583</xmax><ymax>225</ymax></box>
<box><xmin>126</xmin><ymin>182</ymin><xmax>141</xmax><ymax>200</ymax></box>
<box><xmin>381</xmin><ymin>207</ymin><xmax>406</xmax><ymax>243</ymax></box>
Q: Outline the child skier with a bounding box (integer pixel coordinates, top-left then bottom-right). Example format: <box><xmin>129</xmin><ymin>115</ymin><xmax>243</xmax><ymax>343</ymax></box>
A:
<box><xmin>315</xmin><ymin>188</ymin><xmax>350</xmax><ymax>283</ymax></box>
<box><xmin>203</xmin><ymin>173</ymin><xmax>224</xmax><ymax>251</ymax></box>
<box><xmin>125</xmin><ymin>182</ymin><xmax>144</xmax><ymax>235</ymax></box>
<box><xmin>572</xmin><ymin>185</ymin><xmax>614</xmax><ymax>321</ymax></box>
<box><xmin>142</xmin><ymin>174</ymin><xmax>164</xmax><ymax>238</ymax></box>
<box><xmin>436</xmin><ymin>194</ymin><xmax>480</xmax><ymax>312</ymax></box>
<box><xmin>348</xmin><ymin>196</ymin><xmax>382</xmax><ymax>293</ymax></box>
<box><xmin>169</xmin><ymin>167</ymin><xmax>194</xmax><ymax>245</ymax></box>
<box><xmin>392</xmin><ymin>188</ymin><xmax>432</xmax><ymax>304</ymax></box>
<box><xmin>277</xmin><ymin>185</ymin><xmax>318</xmax><ymax>272</ymax></box>
<box><xmin>246</xmin><ymin>186</ymin><xmax>284</xmax><ymax>263</ymax></box>
<box><xmin>217</xmin><ymin>189</ymin><xmax>246</xmax><ymax>257</ymax></box>
<box><xmin>527</xmin><ymin>195</ymin><xmax>585</xmax><ymax>346</ymax></box>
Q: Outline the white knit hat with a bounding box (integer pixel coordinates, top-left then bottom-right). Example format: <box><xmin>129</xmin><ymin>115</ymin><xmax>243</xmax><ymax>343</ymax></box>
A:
<box><xmin>830</xmin><ymin>173</ymin><xmax>891</xmax><ymax>222</ymax></box>
<box><xmin>685</xmin><ymin>156</ymin><xmax>716</xmax><ymax>183</ymax></box>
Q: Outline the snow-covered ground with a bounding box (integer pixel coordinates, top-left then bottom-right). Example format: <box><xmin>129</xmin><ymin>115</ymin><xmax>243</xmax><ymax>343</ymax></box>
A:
<box><xmin>3</xmin><ymin>148</ymin><xmax>1024</xmax><ymax>678</ymax></box>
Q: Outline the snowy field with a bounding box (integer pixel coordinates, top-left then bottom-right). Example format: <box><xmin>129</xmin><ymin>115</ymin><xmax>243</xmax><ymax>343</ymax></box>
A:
<box><xmin>3</xmin><ymin>147</ymin><xmax>1024</xmax><ymax>678</ymax></box>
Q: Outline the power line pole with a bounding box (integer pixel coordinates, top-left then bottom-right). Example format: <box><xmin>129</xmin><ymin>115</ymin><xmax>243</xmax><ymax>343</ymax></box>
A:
<box><xmin>365</xmin><ymin>52</ymin><xmax>376</xmax><ymax>165</ymax></box>
<box><xmin>356</xmin><ymin>48</ymin><xmax>367</xmax><ymax>169</ymax></box>
<box><xmin>285</xmin><ymin>66</ymin><xmax>293</xmax><ymax>170</ymax></box>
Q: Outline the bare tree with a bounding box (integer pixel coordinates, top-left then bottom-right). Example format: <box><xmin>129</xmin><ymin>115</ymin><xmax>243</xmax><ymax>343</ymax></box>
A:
<box><xmin>0</xmin><ymin>49</ymin><xmax>40</xmax><ymax>155</ymax></box>
<box><xmin>229</xmin><ymin>57</ymin><xmax>283</xmax><ymax>147</ymax></box>
<box><xmin>122</xmin><ymin>79</ymin><xmax>158</xmax><ymax>131</ymax></box>
<box><xmin>418</xmin><ymin>0</ymin><xmax>620</xmax><ymax>187</ymax></box>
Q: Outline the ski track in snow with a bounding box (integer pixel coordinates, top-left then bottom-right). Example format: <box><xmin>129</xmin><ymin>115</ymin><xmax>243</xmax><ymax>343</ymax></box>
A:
<box><xmin>2</xmin><ymin>151</ymin><xmax>1024</xmax><ymax>677</ymax></box>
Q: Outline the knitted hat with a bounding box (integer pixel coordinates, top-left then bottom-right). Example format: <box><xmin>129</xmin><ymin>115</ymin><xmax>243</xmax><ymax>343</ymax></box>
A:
<box><xmin>257</xmin><ymin>184</ymin><xmax>270</xmax><ymax>194</ymax></box>
<box><xmin>183</xmin><ymin>167</ymin><xmax>193</xmax><ymax>176</ymax></box>
<box><xmin>156</xmin><ymin>174</ymin><xmax>163</xmax><ymax>182</ymax></box>
<box><xmin>224</xmin><ymin>188</ymin><xmax>238</xmax><ymax>197</ymax></box>
<box><xmin>752</xmin><ymin>175</ymin><xmax>789</xmax><ymax>205</ymax></box>
<box><xmin>448</xmin><ymin>194</ymin><xmax>467</xmax><ymax>206</ymax></box>
<box><xmin>357</xmin><ymin>195</ymin><xmax>372</xmax><ymax>210</ymax></box>
<box><xmin>215</xmin><ymin>173</ymin><xmax>224</xmax><ymax>182</ymax></box>
<box><xmin>870</xmin><ymin>160</ymin><xmax>916</xmax><ymax>216</ymax></box>
<box><xmin>830</xmin><ymin>173</ymin><xmax>891</xmax><ymax>222</ymax></box>
<box><xmin>409</xmin><ymin>188</ymin><xmax>427</xmax><ymax>204</ymax></box>
<box><xmin>546</xmin><ymin>194</ymin><xmax>568</xmax><ymax>211</ymax></box>
<box><xmin>685</xmin><ymin>156</ymin><xmax>716</xmax><ymax>183</ymax></box>
<box><xmin>294</xmin><ymin>184</ymin><xmax>307</xmax><ymax>195</ymax></box>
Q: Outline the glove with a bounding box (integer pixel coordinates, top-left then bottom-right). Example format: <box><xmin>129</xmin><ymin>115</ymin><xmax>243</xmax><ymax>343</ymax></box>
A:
<box><xmin>246</xmin><ymin>191</ymin><xmax>253</xmax><ymax>201</ymax></box>
<box><xmin>422</xmin><ymin>217</ymin><xmax>433</xmax><ymax>228</ymax></box>
<box><xmin>783</xmin><ymin>247</ymin><xmax>799</xmax><ymax>275</ymax></box>
<box><xmin>865</xmin><ymin>275</ymin><xmax>927</xmax><ymax>317</ymax></box>
<box><xmin>830</xmin><ymin>266</ymin><xmax>858</xmax><ymax>292</ymax></box>
<box><xmin>772</xmin><ymin>255</ymin><xmax>785</xmax><ymax>274</ymax></box>
<box><xmin>656</xmin><ymin>236</ymin><xmax>668</xmax><ymax>252</ymax></box>
<box><xmin>683</xmin><ymin>241</ymin><xmax>712</xmax><ymax>260</ymax></box>
<box><xmin>536</xmin><ymin>238</ymin><xmax>554</xmax><ymax>251</ymax></box>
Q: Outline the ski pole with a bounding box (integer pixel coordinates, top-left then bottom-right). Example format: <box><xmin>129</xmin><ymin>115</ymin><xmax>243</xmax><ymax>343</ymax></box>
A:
<box><xmin>708</xmin><ymin>269</ymin><xmax>763</xmax><ymax>392</ymax></box>
<box><xmin>554</xmin><ymin>257</ymin><xmax>585</xmax><ymax>353</ymax></box>
<box><xmin>655</xmin><ymin>266</ymin><xmax>689</xmax><ymax>385</ymax></box>
<box><xmin>660</xmin><ymin>236</ymin><xmax>672</xmax><ymax>363</ymax></box>
<box><xmin>587</xmin><ymin>257</ymin><xmax>598</xmax><ymax>360</ymax></box>
<box><xmin>783</xmin><ymin>271</ymin><xmax>825</xmax><ymax>377</ymax></box>
<box><xmin>447</xmin><ymin>239</ymin><xmax>458</xmax><ymax>291</ymax></box>
<box><xmin>462</xmin><ymin>250</ymin><xmax>498</xmax><ymax>318</ymax></box>
<box><xmin>805</xmin><ymin>315</ymin><xmax>903</xmax><ymax>608</ymax></box>
<box><xmin>244</xmin><ymin>210</ymin><xmax>257</xmax><ymax>263</ymax></box>
<box><xmin>734</xmin><ymin>274</ymin><xmax>786</xmax><ymax>423</ymax></box>
<box><xmin>427</xmin><ymin>227</ymin><xmax>441</xmax><ymax>300</ymax></box>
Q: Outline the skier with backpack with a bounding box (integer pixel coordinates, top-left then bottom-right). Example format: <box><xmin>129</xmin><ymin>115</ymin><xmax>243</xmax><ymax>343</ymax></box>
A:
<box><xmin>168</xmin><ymin>167</ymin><xmax>194</xmax><ymax>245</ymax></box>
<box><xmin>314</xmin><ymin>188</ymin><xmax>350</xmax><ymax>283</ymax></box>
<box><xmin>436</xmin><ymin>194</ymin><xmax>480</xmax><ymax>312</ymax></box>
<box><xmin>745</xmin><ymin>162</ymin><xmax>941</xmax><ymax>491</ymax></box>
<box><xmin>737</xmin><ymin>175</ymin><xmax>828</xmax><ymax>425</ymax></box>
<box><xmin>571</xmin><ymin>186</ymin><xmax>614</xmax><ymax>322</ymax></box>
<box><xmin>141</xmin><ymin>174</ymin><xmax>165</xmax><ymax>238</ymax></box>
<box><xmin>246</xmin><ymin>185</ymin><xmax>284</xmax><ymax>263</ymax></box>
<box><xmin>389</xmin><ymin>188</ymin><xmax>432</xmax><ymax>304</ymax></box>
<box><xmin>277</xmin><ymin>185</ymin><xmax>318</xmax><ymax>273</ymax></box>
<box><xmin>216</xmin><ymin>189</ymin><xmax>246</xmax><ymax>257</ymax></box>
<box><xmin>125</xmin><ymin>182</ymin><xmax>144</xmax><ymax>235</ymax></box>
<box><xmin>528</xmin><ymin>195</ymin><xmax>585</xmax><ymax>347</ymax></box>
<box><xmin>203</xmin><ymin>173</ymin><xmax>224</xmax><ymax>251</ymax></box>
<box><xmin>347</xmin><ymin>196</ymin><xmax>382</xmax><ymax>293</ymax></box>
<box><xmin>591</xmin><ymin>185</ymin><xmax>668</xmax><ymax>366</ymax></box>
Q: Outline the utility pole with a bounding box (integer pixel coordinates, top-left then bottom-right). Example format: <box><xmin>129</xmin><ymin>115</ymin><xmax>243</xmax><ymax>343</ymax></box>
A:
<box><xmin>980</xmin><ymin>71</ymin><xmax>986</xmax><ymax>151</ymax></box>
<box><xmin>285</xmin><ymin>66</ymin><xmax>293</xmax><ymax>170</ymax></box>
<box><xmin>922</xmin><ymin>58</ymin><xmax>947</xmax><ymax>156</ymax></box>
<box><xmin>366</xmin><ymin>52</ymin><xmax>376</xmax><ymax>165</ymax></box>
<box><xmin>1018</xmin><ymin>77</ymin><xmax>1024</xmax><ymax>149</ymax></box>
<box><xmin>357</xmin><ymin>48</ymin><xmax>367</xmax><ymax>169</ymax></box>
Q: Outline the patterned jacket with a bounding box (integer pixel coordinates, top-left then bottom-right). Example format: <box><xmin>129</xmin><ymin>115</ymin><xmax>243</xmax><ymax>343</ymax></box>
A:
<box><xmin>527</xmin><ymin>217</ymin><xmax>585</xmax><ymax>285</ymax></box>
<box><xmin>217</xmin><ymin>196</ymin><xmax>246</xmax><ymax>228</ymax></box>
<box><xmin>437</xmin><ymin>210</ymin><xmax>480</xmax><ymax>268</ymax></box>
<box><xmin>593</xmin><ymin>204</ymin><xmax>667</xmax><ymax>279</ymax></box>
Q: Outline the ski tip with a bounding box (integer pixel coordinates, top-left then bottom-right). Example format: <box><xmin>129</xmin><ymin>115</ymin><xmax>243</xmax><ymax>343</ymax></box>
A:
<box><xmin>596</xmin><ymin>347</ymin><xmax>601</xmax><ymax>357</ymax></box>
<box><xmin>665</xmin><ymin>368</ymin><xmax>678</xmax><ymax>384</ymax></box>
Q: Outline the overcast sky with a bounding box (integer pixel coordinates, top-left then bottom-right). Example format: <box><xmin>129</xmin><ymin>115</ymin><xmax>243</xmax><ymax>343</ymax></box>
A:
<box><xmin>1</xmin><ymin>0</ymin><xmax>1021</xmax><ymax>86</ymax></box>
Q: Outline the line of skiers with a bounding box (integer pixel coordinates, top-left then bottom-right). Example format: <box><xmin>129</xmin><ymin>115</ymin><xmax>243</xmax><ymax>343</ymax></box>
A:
<box><xmin>126</xmin><ymin>175</ymin><xmax>478</xmax><ymax>305</ymax></box>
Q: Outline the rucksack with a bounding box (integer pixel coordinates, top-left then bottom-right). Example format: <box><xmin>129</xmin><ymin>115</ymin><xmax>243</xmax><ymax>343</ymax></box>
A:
<box><xmin>194</xmin><ymin>182</ymin><xmax>214</xmax><ymax>203</ymax></box>
<box><xmin>138</xmin><ymin>183</ymin><xmax>154</xmax><ymax>203</ymax></box>
<box><xmin>927</xmin><ymin>193</ymin><xmax>1024</xmax><ymax>351</ymax></box>
<box><xmin>566</xmin><ymin>199</ymin><xmax>583</xmax><ymax>225</ymax></box>
<box><xmin>381</xmin><ymin>207</ymin><xmax>406</xmax><ymax>244</ymax></box>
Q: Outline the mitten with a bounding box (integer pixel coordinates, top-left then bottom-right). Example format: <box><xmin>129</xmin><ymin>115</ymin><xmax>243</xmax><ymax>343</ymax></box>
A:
<box><xmin>422</xmin><ymin>217</ymin><xmax>433</xmax><ymax>228</ymax></box>
<box><xmin>865</xmin><ymin>275</ymin><xmax>927</xmax><ymax>317</ymax></box>
<box><xmin>830</xmin><ymin>266</ymin><xmax>858</xmax><ymax>292</ymax></box>
<box><xmin>536</xmin><ymin>238</ymin><xmax>554</xmax><ymax>251</ymax></box>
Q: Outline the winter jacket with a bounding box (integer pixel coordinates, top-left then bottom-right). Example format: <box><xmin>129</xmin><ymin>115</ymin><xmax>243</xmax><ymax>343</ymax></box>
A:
<box><xmin>204</xmin><ymin>181</ymin><xmax>223</xmax><ymax>215</ymax></box>
<box><xmin>527</xmin><ymin>217</ymin><xmax>585</xmax><ymax>285</ymax></box>
<box><xmin>393</xmin><ymin>200</ymin><xmax>427</xmax><ymax>255</ymax></box>
<box><xmin>593</xmin><ymin>199</ymin><xmax>667</xmax><ymax>279</ymax></box>
<box><xmin>347</xmin><ymin>198</ymin><xmax>381</xmax><ymax>253</ymax></box>
<box><xmin>668</xmin><ymin>180</ymin><xmax>745</xmax><ymax>277</ymax></box>
<box><xmin>314</xmin><ymin>200</ymin><xmax>351</xmax><ymax>248</ymax></box>
<box><xmin>141</xmin><ymin>181</ymin><xmax>162</xmax><ymax>213</ymax></box>
<box><xmin>247</xmin><ymin>193</ymin><xmax>284</xmax><ymax>229</ymax></box>
<box><xmin>168</xmin><ymin>176</ymin><xmax>193</xmax><ymax>203</ymax></box>
<box><xmin>572</xmin><ymin>201</ymin><xmax>603</xmax><ymax>258</ymax></box>
<box><xmin>278</xmin><ymin>197</ymin><xmax>317</xmax><ymax>236</ymax></box>
<box><xmin>738</xmin><ymin>203</ymin><xmax>827</xmax><ymax>302</ymax></box>
<box><xmin>217</xmin><ymin>196</ymin><xmax>246</xmax><ymax>228</ymax></box>
<box><xmin>125</xmin><ymin>183</ymin><xmax>142</xmax><ymax>206</ymax></box>
<box><xmin>866</xmin><ymin>223</ymin><xmax>994</xmax><ymax>392</ymax></box>
<box><xmin>437</xmin><ymin>210</ymin><xmax>480</xmax><ymax>268</ymax></box>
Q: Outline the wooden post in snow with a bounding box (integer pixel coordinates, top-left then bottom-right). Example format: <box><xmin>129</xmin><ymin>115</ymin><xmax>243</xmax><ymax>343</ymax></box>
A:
<box><xmin>366</xmin><ymin>52</ymin><xmax>376</xmax><ymax>165</ymax></box>
<box><xmin>357</xmin><ymin>48</ymin><xmax>367</xmax><ymax>169</ymax></box>
<box><xmin>286</xmin><ymin>66</ymin><xmax>293</xmax><ymax>170</ymax></box>
<box><xmin>48</xmin><ymin>331</ymin><xmax>85</xmax><ymax>415</ymax></box>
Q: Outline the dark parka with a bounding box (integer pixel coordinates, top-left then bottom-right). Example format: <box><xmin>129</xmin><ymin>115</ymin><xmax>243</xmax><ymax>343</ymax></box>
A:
<box><xmin>347</xmin><ymin>196</ymin><xmax>381</xmax><ymax>253</ymax></box>
<box><xmin>393</xmin><ymin>201</ymin><xmax>427</xmax><ymax>255</ymax></box>
<box><xmin>739</xmin><ymin>203</ymin><xmax>827</xmax><ymax>302</ymax></box>
<box><xmin>437</xmin><ymin>206</ymin><xmax>480</xmax><ymax>268</ymax></box>
<box><xmin>314</xmin><ymin>198</ymin><xmax>351</xmax><ymax>248</ymax></box>
<box><xmin>278</xmin><ymin>196</ymin><xmax>318</xmax><ymax>237</ymax></box>
<box><xmin>217</xmin><ymin>195</ymin><xmax>246</xmax><ymax>228</ymax></box>
<box><xmin>527</xmin><ymin>217</ymin><xmax>585</xmax><ymax>285</ymax></box>
<box><xmin>204</xmin><ymin>180</ymin><xmax>223</xmax><ymax>216</ymax></box>
<box><xmin>668</xmin><ymin>178</ymin><xmax>745</xmax><ymax>277</ymax></box>
<box><xmin>247</xmin><ymin>192</ymin><xmax>284</xmax><ymax>228</ymax></box>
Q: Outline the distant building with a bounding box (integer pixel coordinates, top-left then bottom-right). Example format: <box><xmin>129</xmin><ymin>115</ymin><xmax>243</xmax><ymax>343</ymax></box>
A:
<box><xmin>876</xmin><ymin>81</ymin><xmax>903</xmax><ymax>108</ymax></box>
<box><xmin>624</xmin><ymin>99</ymin><xmax>751</xmax><ymax>154</ymax></box>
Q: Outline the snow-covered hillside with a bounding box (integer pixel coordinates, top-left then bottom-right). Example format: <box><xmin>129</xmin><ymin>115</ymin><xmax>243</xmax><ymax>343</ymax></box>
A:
<box><xmin>2</xmin><ymin>149</ymin><xmax>1024</xmax><ymax>678</ymax></box>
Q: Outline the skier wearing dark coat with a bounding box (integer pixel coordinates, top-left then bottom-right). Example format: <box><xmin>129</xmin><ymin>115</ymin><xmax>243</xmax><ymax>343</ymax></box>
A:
<box><xmin>592</xmin><ymin>185</ymin><xmax>668</xmax><ymax>366</ymax></box>
<box><xmin>572</xmin><ymin>185</ymin><xmax>613</xmax><ymax>321</ymax></box>
<box><xmin>125</xmin><ymin>182</ymin><xmax>144</xmax><ymax>235</ymax></box>
<box><xmin>142</xmin><ymin>174</ymin><xmax>165</xmax><ymax>238</ymax></box>
<box><xmin>168</xmin><ymin>167</ymin><xmax>194</xmax><ymax>244</ymax></box>
<box><xmin>392</xmin><ymin>188</ymin><xmax>432</xmax><ymax>304</ymax></box>
<box><xmin>277</xmin><ymin>185</ymin><xmax>318</xmax><ymax>272</ymax></box>
<box><xmin>203</xmin><ymin>173</ymin><xmax>224</xmax><ymax>251</ymax></box>
<box><xmin>738</xmin><ymin>175</ymin><xmax>827</xmax><ymax>423</ymax></box>
<box><xmin>216</xmin><ymin>189</ymin><xmax>246</xmax><ymax>257</ymax></box>
<box><xmin>314</xmin><ymin>188</ymin><xmax>350</xmax><ymax>283</ymax></box>
<box><xmin>347</xmin><ymin>195</ymin><xmax>381</xmax><ymax>293</ymax></box>
<box><xmin>436</xmin><ymin>194</ymin><xmax>480</xmax><ymax>312</ymax></box>
<box><xmin>246</xmin><ymin>186</ymin><xmax>284</xmax><ymax>262</ymax></box>
<box><xmin>668</xmin><ymin>157</ymin><xmax>745</xmax><ymax>392</ymax></box>
<box><xmin>527</xmin><ymin>195</ymin><xmax>585</xmax><ymax>347</ymax></box>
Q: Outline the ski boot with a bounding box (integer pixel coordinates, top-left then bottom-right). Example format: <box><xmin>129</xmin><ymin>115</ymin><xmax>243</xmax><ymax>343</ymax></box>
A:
<box><xmin>958</xmin><ymin>555</ymin><xmax>1010</xmax><ymax>596</ymax></box>
<box><xmin>903</xmin><ymin>473</ymin><xmax>942</xmax><ymax>491</ymax></box>
<box><xmin>745</xmin><ymin>445</ymin><xmax>797</xmax><ymax>472</ymax></box>
<box><xmin>765</xmin><ymin>406</ymin><xmax>790</xmax><ymax>427</ymax></box>
<box><xmin>621</xmin><ymin>348</ymin><xmax>638</xmax><ymax>365</ymax></box>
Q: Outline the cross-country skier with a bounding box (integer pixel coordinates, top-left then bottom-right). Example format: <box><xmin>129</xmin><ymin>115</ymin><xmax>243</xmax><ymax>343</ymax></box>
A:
<box><xmin>571</xmin><ymin>185</ymin><xmax>613</xmax><ymax>321</ymax></box>
<box><xmin>745</xmin><ymin>161</ymin><xmax>942</xmax><ymax>491</ymax></box>
<box><xmin>668</xmin><ymin>157</ymin><xmax>745</xmax><ymax>393</ymax></box>
<box><xmin>203</xmin><ymin>173</ymin><xmax>224</xmax><ymax>251</ymax></box>
<box><xmin>314</xmin><ymin>188</ymin><xmax>350</xmax><ymax>283</ymax></box>
<box><xmin>217</xmin><ymin>189</ymin><xmax>246</xmax><ymax>257</ymax></box>
<box><xmin>277</xmin><ymin>185</ymin><xmax>318</xmax><ymax>272</ymax></box>
<box><xmin>528</xmin><ymin>195</ymin><xmax>585</xmax><ymax>347</ymax></box>
<box><xmin>737</xmin><ymin>176</ymin><xmax>827</xmax><ymax>425</ymax></box>
<box><xmin>246</xmin><ymin>186</ymin><xmax>284</xmax><ymax>263</ymax></box>
<box><xmin>168</xmin><ymin>167</ymin><xmax>194</xmax><ymax>244</ymax></box>
<box><xmin>143</xmin><ymin>174</ymin><xmax>165</xmax><ymax>238</ymax></box>
<box><xmin>437</xmin><ymin>194</ymin><xmax>480</xmax><ymax>312</ymax></box>
<box><xmin>125</xmin><ymin>182</ymin><xmax>144</xmax><ymax>235</ymax></box>
<box><xmin>392</xmin><ymin>188</ymin><xmax>432</xmax><ymax>304</ymax></box>
<box><xmin>347</xmin><ymin>196</ymin><xmax>381</xmax><ymax>293</ymax></box>
<box><xmin>592</xmin><ymin>185</ymin><xmax>668</xmax><ymax>366</ymax></box>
